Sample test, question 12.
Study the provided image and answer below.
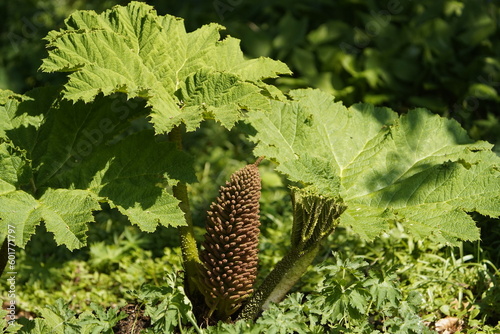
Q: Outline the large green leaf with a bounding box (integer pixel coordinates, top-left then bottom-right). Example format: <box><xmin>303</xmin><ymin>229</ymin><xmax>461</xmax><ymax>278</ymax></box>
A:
<box><xmin>0</xmin><ymin>88</ymin><xmax>195</xmax><ymax>249</ymax></box>
<box><xmin>0</xmin><ymin>185</ymin><xmax>99</xmax><ymax>251</ymax></box>
<box><xmin>41</xmin><ymin>1</ymin><xmax>290</xmax><ymax>133</ymax></box>
<box><xmin>39</xmin><ymin>189</ymin><xmax>100</xmax><ymax>250</ymax></box>
<box><xmin>247</xmin><ymin>89</ymin><xmax>500</xmax><ymax>244</ymax></box>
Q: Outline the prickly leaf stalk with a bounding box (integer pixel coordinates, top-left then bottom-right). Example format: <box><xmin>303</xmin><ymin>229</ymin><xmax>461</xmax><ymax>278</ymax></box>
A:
<box><xmin>199</xmin><ymin>157</ymin><xmax>263</xmax><ymax>320</ymax></box>
<box><xmin>238</xmin><ymin>187</ymin><xmax>347</xmax><ymax>321</ymax></box>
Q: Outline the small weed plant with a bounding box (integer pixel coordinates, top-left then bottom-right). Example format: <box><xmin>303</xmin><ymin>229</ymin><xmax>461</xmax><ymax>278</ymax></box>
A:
<box><xmin>0</xmin><ymin>2</ymin><xmax>499</xmax><ymax>333</ymax></box>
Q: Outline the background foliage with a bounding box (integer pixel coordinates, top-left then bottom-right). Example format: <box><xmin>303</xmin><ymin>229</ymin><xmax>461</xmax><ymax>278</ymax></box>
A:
<box><xmin>1</xmin><ymin>0</ymin><xmax>499</xmax><ymax>333</ymax></box>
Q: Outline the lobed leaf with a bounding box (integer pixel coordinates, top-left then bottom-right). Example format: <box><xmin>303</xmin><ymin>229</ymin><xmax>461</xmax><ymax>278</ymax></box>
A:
<box><xmin>0</xmin><ymin>88</ymin><xmax>195</xmax><ymax>249</ymax></box>
<box><xmin>41</xmin><ymin>2</ymin><xmax>291</xmax><ymax>133</ymax></box>
<box><xmin>247</xmin><ymin>88</ymin><xmax>500</xmax><ymax>244</ymax></box>
<box><xmin>39</xmin><ymin>189</ymin><xmax>100</xmax><ymax>251</ymax></box>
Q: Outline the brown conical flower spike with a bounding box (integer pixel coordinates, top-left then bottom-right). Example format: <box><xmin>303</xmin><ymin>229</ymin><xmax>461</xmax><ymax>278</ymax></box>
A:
<box><xmin>199</xmin><ymin>157</ymin><xmax>263</xmax><ymax>320</ymax></box>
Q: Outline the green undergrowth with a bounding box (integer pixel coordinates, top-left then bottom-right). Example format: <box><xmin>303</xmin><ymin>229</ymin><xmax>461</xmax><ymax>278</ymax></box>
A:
<box><xmin>6</xmin><ymin>209</ymin><xmax>184</xmax><ymax>316</ymax></box>
<box><xmin>3</xmin><ymin>185</ymin><xmax>500</xmax><ymax>332</ymax></box>
<box><xmin>5</xmin><ymin>221</ymin><xmax>500</xmax><ymax>333</ymax></box>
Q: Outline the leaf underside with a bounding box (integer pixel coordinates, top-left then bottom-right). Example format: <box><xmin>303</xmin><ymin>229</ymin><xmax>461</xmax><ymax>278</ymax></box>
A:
<box><xmin>247</xmin><ymin>88</ymin><xmax>500</xmax><ymax>245</ymax></box>
<box><xmin>0</xmin><ymin>88</ymin><xmax>194</xmax><ymax>250</ymax></box>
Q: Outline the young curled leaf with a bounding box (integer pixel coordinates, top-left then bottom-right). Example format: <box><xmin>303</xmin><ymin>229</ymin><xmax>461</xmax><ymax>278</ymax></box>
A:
<box><xmin>290</xmin><ymin>187</ymin><xmax>347</xmax><ymax>252</ymax></box>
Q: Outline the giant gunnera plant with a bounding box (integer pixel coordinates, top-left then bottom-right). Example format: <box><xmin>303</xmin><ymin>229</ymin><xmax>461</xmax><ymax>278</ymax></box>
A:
<box><xmin>1</xmin><ymin>2</ymin><xmax>499</xmax><ymax>330</ymax></box>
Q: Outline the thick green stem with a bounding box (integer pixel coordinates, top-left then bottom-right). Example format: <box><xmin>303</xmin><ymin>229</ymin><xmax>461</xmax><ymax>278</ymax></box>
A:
<box><xmin>237</xmin><ymin>243</ymin><xmax>320</xmax><ymax>321</ymax></box>
<box><xmin>169</xmin><ymin>126</ymin><xmax>202</xmax><ymax>296</ymax></box>
<box><xmin>173</xmin><ymin>184</ymin><xmax>203</xmax><ymax>295</ymax></box>
<box><xmin>0</xmin><ymin>237</ymin><xmax>8</xmax><ymax>276</ymax></box>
